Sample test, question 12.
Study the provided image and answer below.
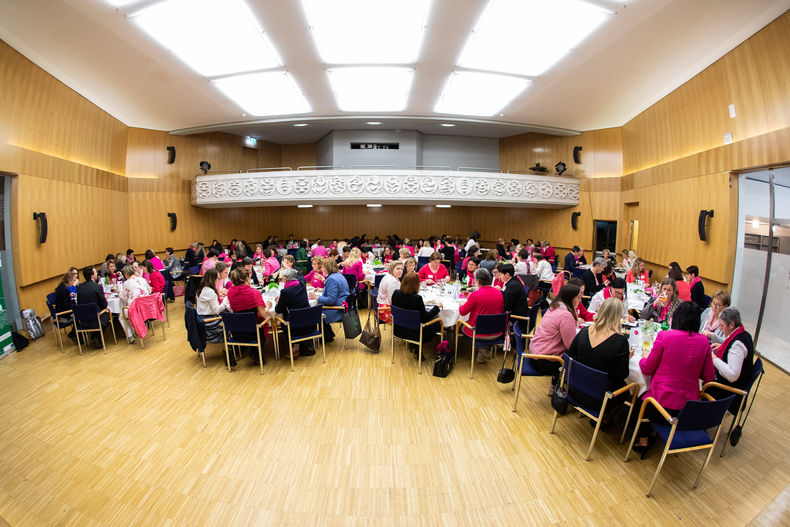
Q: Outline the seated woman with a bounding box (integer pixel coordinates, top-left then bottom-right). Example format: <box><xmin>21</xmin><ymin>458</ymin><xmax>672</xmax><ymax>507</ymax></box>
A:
<box><xmin>382</xmin><ymin>245</ymin><xmax>395</xmax><ymax>264</ymax></box>
<box><xmin>391</xmin><ymin>271</ymin><xmax>441</xmax><ymax>354</ymax></box>
<box><xmin>418</xmin><ymin>252</ymin><xmax>449</xmax><ymax>285</ymax></box>
<box><xmin>261</xmin><ymin>248</ymin><xmax>280</xmax><ymax>280</ymax></box>
<box><xmin>601</xmin><ymin>262</ymin><xmax>616</xmax><ymax>285</ymax></box>
<box><xmin>377</xmin><ymin>260</ymin><xmax>403</xmax><ymax>324</ymax></box>
<box><xmin>274</xmin><ymin>267</ymin><xmax>316</xmax><ymax>358</ymax></box>
<box><xmin>491</xmin><ymin>262</ymin><xmax>505</xmax><ymax>290</ymax></box>
<box><xmin>416</xmin><ymin>241</ymin><xmax>434</xmax><ymax>258</ymax></box>
<box><xmin>709</xmin><ymin>307</ymin><xmax>754</xmax><ymax>405</ymax></box>
<box><xmin>253</xmin><ymin>244</ymin><xmax>264</xmax><ymax>263</ymax></box>
<box><xmin>668</xmin><ymin>267</ymin><xmax>691</xmax><ymax>301</ymax></box>
<box><xmin>163</xmin><ymin>247</ymin><xmax>184</xmax><ymax>281</ymax></box>
<box><xmin>699</xmin><ymin>290</ymin><xmax>730</xmax><ymax>344</ymax></box>
<box><xmin>226</xmin><ymin>267</ymin><xmax>269</xmax><ymax>365</ymax></box>
<box><xmin>119</xmin><ymin>264</ymin><xmax>152</xmax><ymax>344</ymax></box>
<box><xmin>533</xmin><ymin>251</ymin><xmax>555</xmax><ymax>282</ymax></box>
<box><xmin>458</xmin><ymin>268</ymin><xmax>505</xmax><ymax>364</ymax></box>
<box><xmin>214</xmin><ymin>261</ymin><xmax>231</xmax><ymax>298</ymax></box>
<box><xmin>529</xmin><ymin>283</ymin><xmax>581</xmax><ymax>390</ymax></box>
<box><xmin>145</xmin><ymin>250</ymin><xmax>164</xmax><ymax>270</ymax></box>
<box><xmin>641</xmin><ymin>278</ymin><xmax>681</xmax><ymax>325</ymax></box>
<box><xmin>461</xmin><ymin>246</ymin><xmax>480</xmax><ymax>274</ymax></box>
<box><xmin>568</xmin><ymin>297</ymin><xmax>631</xmax><ymax>415</ymax></box>
<box><xmin>196</xmin><ymin>268</ymin><xmax>231</xmax><ymax>343</ymax></box>
<box><xmin>625</xmin><ymin>257</ymin><xmax>649</xmax><ymax>284</ymax></box>
<box><xmin>620</xmin><ymin>249</ymin><xmax>633</xmax><ymax>270</ymax></box>
<box><xmin>398</xmin><ymin>247</ymin><xmax>411</xmax><ymax>262</ymax></box>
<box><xmin>685</xmin><ymin>265</ymin><xmax>706</xmax><ymax>307</ymax></box>
<box><xmin>601</xmin><ymin>248</ymin><xmax>616</xmax><ymax>266</ymax></box>
<box><xmin>480</xmin><ymin>251</ymin><xmax>497</xmax><ymax>272</ymax></box>
<box><xmin>142</xmin><ymin>259</ymin><xmax>166</xmax><ymax>295</ymax></box>
<box><xmin>295</xmin><ymin>240</ymin><xmax>310</xmax><ymax>273</ymax></box>
<box><xmin>403</xmin><ymin>257</ymin><xmax>417</xmax><ymax>276</ymax></box>
<box><xmin>55</xmin><ymin>270</ymin><xmax>78</xmax><ymax>342</ymax></box>
<box><xmin>342</xmin><ymin>248</ymin><xmax>365</xmax><ymax>289</ymax></box>
<box><xmin>464</xmin><ymin>258</ymin><xmax>479</xmax><ymax>286</ymax></box>
<box><xmin>309</xmin><ymin>258</ymin><xmax>349</xmax><ymax>343</ymax></box>
<box><xmin>200</xmin><ymin>248</ymin><xmax>220</xmax><ymax>275</ymax></box>
<box><xmin>635</xmin><ymin>301</ymin><xmax>715</xmax><ymax>454</ymax></box>
<box><xmin>305</xmin><ymin>257</ymin><xmax>327</xmax><ymax>289</ymax></box>
<box><xmin>569</xmin><ymin>278</ymin><xmax>594</xmax><ymax>323</ymax></box>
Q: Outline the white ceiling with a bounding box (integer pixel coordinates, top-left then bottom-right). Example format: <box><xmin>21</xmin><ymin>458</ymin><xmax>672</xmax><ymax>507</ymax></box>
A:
<box><xmin>1</xmin><ymin>0</ymin><xmax>788</xmax><ymax>144</ymax></box>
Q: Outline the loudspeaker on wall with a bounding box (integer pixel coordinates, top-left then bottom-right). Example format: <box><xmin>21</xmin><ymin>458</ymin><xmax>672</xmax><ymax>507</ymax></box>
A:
<box><xmin>571</xmin><ymin>211</ymin><xmax>581</xmax><ymax>230</ymax></box>
<box><xmin>698</xmin><ymin>210</ymin><xmax>714</xmax><ymax>241</ymax></box>
<box><xmin>166</xmin><ymin>146</ymin><xmax>176</xmax><ymax>164</ymax></box>
<box><xmin>33</xmin><ymin>212</ymin><xmax>47</xmax><ymax>243</ymax></box>
<box><xmin>573</xmin><ymin>146</ymin><xmax>582</xmax><ymax>164</ymax></box>
<box><xmin>168</xmin><ymin>212</ymin><xmax>177</xmax><ymax>231</ymax></box>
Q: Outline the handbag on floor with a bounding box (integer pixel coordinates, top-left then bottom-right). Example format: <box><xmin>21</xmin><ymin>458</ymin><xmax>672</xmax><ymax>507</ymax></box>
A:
<box><xmin>497</xmin><ymin>349</ymin><xmax>516</xmax><ymax>383</ymax></box>
<box><xmin>432</xmin><ymin>340</ymin><xmax>454</xmax><ymax>378</ymax></box>
<box><xmin>359</xmin><ymin>309</ymin><xmax>381</xmax><ymax>352</ymax></box>
<box><xmin>341</xmin><ymin>307</ymin><xmax>362</xmax><ymax>340</ymax></box>
<box><xmin>551</xmin><ymin>360</ymin><xmax>571</xmax><ymax>415</ymax></box>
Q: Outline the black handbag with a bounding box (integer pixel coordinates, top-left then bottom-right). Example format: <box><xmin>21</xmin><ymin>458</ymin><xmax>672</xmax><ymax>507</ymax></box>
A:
<box><xmin>432</xmin><ymin>340</ymin><xmax>454</xmax><ymax>378</ymax></box>
<box><xmin>497</xmin><ymin>349</ymin><xmax>516</xmax><ymax>383</ymax></box>
<box><xmin>551</xmin><ymin>360</ymin><xmax>571</xmax><ymax>415</ymax></box>
<box><xmin>359</xmin><ymin>309</ymin><xmax>381</xmax><ymax>352</ymax></box>
<box><xmin>341</xmin><ymin>308</ymin><xmax>362</xmax><ymax>340</ymax></box>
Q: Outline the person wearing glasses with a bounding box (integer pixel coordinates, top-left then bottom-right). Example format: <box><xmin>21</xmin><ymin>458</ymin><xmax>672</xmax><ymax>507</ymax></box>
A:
<box><xmin>699</xmin><ymin>290</ymin><xmax>730</xmax><ymax>344</ymax></box>
<box><xmin>587</xmin><ymin>277</ymin><xmax>636</xmax><ymax>323</ymax></box>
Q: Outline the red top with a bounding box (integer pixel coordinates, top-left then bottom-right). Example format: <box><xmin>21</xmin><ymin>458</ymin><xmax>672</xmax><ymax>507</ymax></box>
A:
<box><xmin>418</xmin><ymin>262</ymin><xmax>448</xmax><ymax>283</ymax></box>
<box><xmin>675</xmin><ymin>280</ymin><xmax>692</xmax><ymax>302</ymax></box>
<box><xmin>626</xmin><ymin>269</ymin><xmax>650</xmax><ymax>284</ymax></box>
<box><xmin>148</xmin><ymin>270</ymin><xmax>166</xmax><ymax>294</ymax></box>
<box><xmin>576</xmin><ymin>302</ymin><xmax>594</xmax><ymax>322</ymax></box>
<box><xmin>541</xmin><ymin>245</ymin><xmax>556</xmax><ymax>264</ymax></box>
<box><xmin>227</xmin><ymin>284</ymin><xmax>265</xmax><ymax>323</ymax></box>
<box><xmin>312</xmin><ymin>246</ymin><xmax>329</xmax><ymax>258</ymax></box>
<box><xmin>640</xmin><ymin>329</ymin><xmax>715</xmax><ymax>410</ymax></box>
<box><xmin>458</xmin><ymin>285</ymin><xmax>504</xmax><ymax>337</ymax></box>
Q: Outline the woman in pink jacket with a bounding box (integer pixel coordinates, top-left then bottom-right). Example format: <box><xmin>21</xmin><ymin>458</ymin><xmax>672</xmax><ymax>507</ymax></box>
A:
<box><xmin>529</xmin><ymin>283</ymin><xmax>581</xmax><ymax>389</ymax></box>
<box><xmin>634</xmin><ymin>301</ymin><xmax>715</xmax><ymax>456</ymax></box>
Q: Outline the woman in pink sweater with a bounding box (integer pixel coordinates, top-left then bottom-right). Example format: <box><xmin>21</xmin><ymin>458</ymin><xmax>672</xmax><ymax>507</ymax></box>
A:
<box><xmin>633</xmin><ymin>301</ymin><xmax>715</xmax><ymax>455</ymax></box>
<box><xmin>529</xmin><ymin>283</ymin><xmax>581</xmax><ymax>386</ymax></box>
<box><xmin>458</xmin><ymin>268</ymin><xmax>504</xmax><ymax>338</ymax></box>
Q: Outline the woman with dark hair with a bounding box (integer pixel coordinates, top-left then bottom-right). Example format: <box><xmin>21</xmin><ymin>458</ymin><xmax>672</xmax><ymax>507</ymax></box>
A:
<box><xmin>391</xmin><ymin>271</ymin><xmax>441</xmax><ymax>353</ymax></box>
<box><xmin>196</xmin><ymin>268</ymin><xmax>230</xmax><ymax>342</ymax></box>
<box><xmin>200</xmin><ymin>248</ymin><xmax>220</xmax><ymax>275</ymax></box>
<box><xmin>529</xmin><ymin>283</ymin><xmax>581</xmax><ymax>389</ymax></box>
<box><xmin>145</xmin><ymin>249</ymin><xmax>164</xmax><ymax>270</ymax></box>
<box><xmin>275</xmin><ymin>267</ymin><xmax>315</xmax><ymax>358</ymax></box>
<box><xmin>142</xmin><ymin>259</ymin><xmax>166</xmax><ymax>295</ymax></box>
<box><xmin>634</xmin><ymin>301</ymin><xmax>715</xmax><ymax>455</ymax></box>
<box><xmin>226</xmin><ymin>267</ymin><xmax>269</xmax><ymax>365</ymax></box>
<box><xmin>668</xmin><ymin>267</ymin><xmax>691</xmax><ymax>301</ymax></box>
<box><xmin>685</xmin><ymin>265</ymin><xmax>705</xmax><ymax>307</ymax></box>
<box><xmin>641</xmin><ymin>278</ymin><xmax>681</xmax><ymax>324</ymax></box>
<box><xmin>296</xmin><ymin>240</ymin><xmax>310</xmax><ymax>273</ymax></box>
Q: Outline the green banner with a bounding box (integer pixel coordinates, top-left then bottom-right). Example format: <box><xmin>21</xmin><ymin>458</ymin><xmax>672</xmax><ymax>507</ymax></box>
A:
<box><xmin>0</xmin><ymin>264</ymin><xmax>14</xmax><ymax>357</ymax></box>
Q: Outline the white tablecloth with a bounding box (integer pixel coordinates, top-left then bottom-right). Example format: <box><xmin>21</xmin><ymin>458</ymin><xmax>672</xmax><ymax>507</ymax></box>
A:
<box><xmin>419</xmin><ymin>287</ymin><xmax>469</xmax><ymax>327</ymax></box>
<box><xmin>626</xmin><ymin>283</ymin><xmax>651</xmax><ymax>312</ymax></box>
<box><xmin>107</xmin><ymin>295</ymin><xmax>122</xmax><ymax>314</ymax></box>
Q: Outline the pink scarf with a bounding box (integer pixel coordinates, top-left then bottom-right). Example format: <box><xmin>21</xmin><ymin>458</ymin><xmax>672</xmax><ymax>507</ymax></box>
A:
<box><xmin>284</xmin><ymin>280</ymin><xmax>300</xmax><ymax>288</ymax></box>
<box><xmin>690</xmin><ymin>276</ymin><xmax>702</xmax><ymax>289</ymax></box>
<box><xmin>703</xmin><ymin>309</ymin><xmax>719</xmax><ymax>333</ymax></box>
<box><xmin>603</xmin><ymin>287</ymin><xmax>612</xmax><ymax>300</ymax></box>
<box><xmin>716</xmin><ymin>325</ymin><xmax>744</xmax><ymax>360</ymax></box>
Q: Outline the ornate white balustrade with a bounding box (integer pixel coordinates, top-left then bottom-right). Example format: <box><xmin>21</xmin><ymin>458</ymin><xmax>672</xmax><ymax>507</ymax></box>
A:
<box><xmin>192</xmin><ymin>169</ymin><xmax>580</xmax><ymax>208</ymax></box>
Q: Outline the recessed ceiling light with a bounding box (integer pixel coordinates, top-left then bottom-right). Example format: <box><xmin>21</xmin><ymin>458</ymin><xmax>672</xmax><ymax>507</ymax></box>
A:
<box><xmin>301</xmin><ymin>0</ymin><xmax>431</xmax><ymax>64</ymax></box>
<box><xmin>436</xmin><ymin>204</ymin><xmax>451</xmax><ymax>208</ymax></box>
<box><xmin>328</xmin><ymin>67</ymin><xmax>413</xmax><ymax>112</ymax></box>
<box><xmin>440</xmin><ymin>123</ymin><xmax>456</xmax><ymax>127</ymax></box>
<box><xmin>293</xmin><ymin>123</ymin><xmax>309</xmax><ymax>127</ymax></box>
<box><xmin>366</xmin><ymin>204</ymin><xmax>383</xmax><ymax>208</ymax></box>
<box><xmin>751</xmin><ymin>219</ymin><xmax>760</xmax><ymax>228</ymax></box>
<box><xmin>212</xmin><ymin>71</ymin><xmax>310</xmax><ymax>116</ymax></box>
<box><xmin>434</xmin><ymin>71</ymin><xmax>530</xmax><ymax>116</ymax></box>
<box><xmin>458</xmin><ymin>0</ymin><xmax>611</xmax><ymax>76</ymax></box>
<box><xmin>132</xmin><ymin>0</ymin><xmax>281</xmax><ymax>77</ymax></box>
<box><xmin>297</xmin><ymin>204</ymin><xmax>313</xmax><ymax>208</ymax></box>
<box><xmin>105</xmin><ymin>0</ymin><xmax>141</xmax><ymax>6</ymax></box>
<box><xmin>366</xmin><ymin>121</ymin><xmax>382</xmax><ymax>125</ymax></box>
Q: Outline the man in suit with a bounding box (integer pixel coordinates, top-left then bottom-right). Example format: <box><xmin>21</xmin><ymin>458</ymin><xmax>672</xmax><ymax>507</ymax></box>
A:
<box><xmin>76</xmin><ymin>266</ymin><xmax>110</xmax><ymax>347</ymax></box>
<box><xmin>564</xmin><ymin>246</ymin><xmax>581</xmax><ymax>271</ymax></box>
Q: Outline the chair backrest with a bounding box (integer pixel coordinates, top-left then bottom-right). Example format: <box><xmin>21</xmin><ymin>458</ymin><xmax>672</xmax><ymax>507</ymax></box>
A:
<box><xmin>374</xmin><ymin>273</ymin><xmax>385</xmax><ymax>289</ymax></box>
<box><xmin>676</xmin><ymin>396</ymin><xmax>736</xmax><ymax>431</ymax></box>
<box><xmin>474</xmin><ymin>312</ymin><xmax>508</xmax><ymax>334</ymax></box>
<box><xmin>72</xmin><ymin>303</ymin><xmax>100</xmax><ymax>322</ymax></box>
<box><xmin>526</xmin><ymin>303</ymin><xmax>541</xmax><ymax>331</ymax></box>
<box><xmin>160</xmin><ymin>268</ymin><xmax>172</xmax><ymax>282</ymax></box>
<box><xmin>189</xmin><ymin>265</ymin><xmax>201</xmax><ymax>275</ymax></box>
<box><xmin>220</xmin><ymin>312</ymin><xmax>257</xmax><ymax>334</ymax></box>
<box><xmin>513</xmin><ymin>321</ymin><xmax>526</xmax><ymax>355</ymax></box>
<box><xmin>749</xmin><ymin>358</ymin><xmax>764</xmax><ymax>392</ymax></box>
<box><xmin>287</xmin><ymin>248</ymin><xmax>298</xmax><ymax>256</ymax></box>
<box><xmin>417</xmin><ymin>256</ymin><xmax>430</xmax><ymax>270</ymax></box>
<box><xmin>45</xmin><ymin>293</ymin><xmax>57</xmax><ymax>317</ymax></box>
<box><xmin>390</xmin><ymin>305</ymin><xmax>422</xmax><ymax>330</ymax></box>
<box><xmin>287</xmin><ymin>305</ymin><xmax>323</xmax><ymax>329</ymax></box>
<box><xmin>562</xmin><ymin>354</ymin><xmax>609</xmax><ymax>403</ymax></box>
<box><xmin>342</xmin><ymin>273</ymin><xmax>358</xmax><ymax>290</ymax></box>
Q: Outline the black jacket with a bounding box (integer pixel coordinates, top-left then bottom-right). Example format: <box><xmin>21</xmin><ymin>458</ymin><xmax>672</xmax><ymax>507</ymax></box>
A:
<box><xmin>564</xmin><ymin>252</ymin><xmax>578</xmax><ymax>271</ymax></box>
<box><xmin>391</xmin><ymin>290</ymin><xmax>440</xmax><ymax>342</ymax></box>
<box><xmin>76</xmin><ymin>280</ymin><xmax>108</xmax><ymax>311</ymax></box>
<box><xmin>690</xmin><ymin>280</ymin><xmax>706</xmax><ymax>308</ymax></box>
<box><xmin>54</xmin><ymin>283</ymin><xmax>74</xmax><ymax>315</ymax></box>
<box><xmin>275</xmin><ymin>283</ymin><xmax>313</xmax><ymax>336</ymax></box>
<box><xmin>582</xmin><ymin>269</ymin><xmax>605</xmax><ymax>296</ymax></box>
<box><xmin>502</xmin><ymin>277</ymin><xmax>528</xmax><ymax>320</ymax></box>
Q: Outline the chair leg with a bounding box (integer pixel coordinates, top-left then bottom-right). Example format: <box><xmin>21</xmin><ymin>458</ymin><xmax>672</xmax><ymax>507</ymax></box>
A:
<box><xmin>585</xmin><ymin>399</ymin><xmax>609</xmax><ymax>461</ymax></box>
<box><xmin>74</xmin><ymin>324</ymin><xmax>83</xmax><ymax>356</ymax></box>
<box><xmin>550</xmin><ymin>410</ymin><xmax>559</xmax><ymax>434</ymax></box>
<box><xmin>693</xmin><ymin>445</ymin><xmax>717</xmax><ymax>489</ymax></box>
<box><xmin>623</xmin><ymin>419</ymin><xmax>641</xmax><ymax>462</ymax></box>
<box><xmin>469</xmin><ymin>335</ymin><xmax>476</xmax><ymax>379</ymax></box>
<box><xmin>646</xmin><ymin>444</ymin><xmax>672</xmax><ymax>497</ymax></box>
<box><xmin>139</xmin><ymin>335</ymin><xmax>145</xmax><ymax>348</ymax></box>
<box><xmin>99</xmin><ymin>329</ymin><xmax>107</xmax><ymax>354</ymax></box>
<box><xmin>512</xmin><ymin>362</ymin><xmax>523</xmax><ymax>413</ymax></box>
<box><xmin>200</xmin><ymin>350</ymin><xmax>206</xmax><ymax>368</ymax></box>
<box><xmin>391</xmin><ymin>329</ymin><xmax>395</xmax><ymax>364</ymax></box>
<box><xmin>161</xmin><ymin>319</ymin><xmax>166</xmax><ymax>341</ymax></box>
<box><xmin>55</xmin><ymin>324</ymin><xmax>64</xmax><ymax>352</ymax></box>
<box><xmin>224</xmin><ymin>344</ymin><xmax>232</xmax><ymax>373</ymax></box>
<box><xmin>321</xmin><ymin>333</ymin><xmax>326</xmax><ymax>364</ymax></box>
<box><xmin>620</xmin><ymin>389</ymin><xmax>639</xmax><ymax>444</ymax></box>
<box><xmin>109</xmin><ymin>316</ymin><xmax>117</xmax><ymax>345</ymax></box>
<box><xmin>286</xmin><ymin>326</ymin><xmax>295</xmax><ymax>373</ymax></box>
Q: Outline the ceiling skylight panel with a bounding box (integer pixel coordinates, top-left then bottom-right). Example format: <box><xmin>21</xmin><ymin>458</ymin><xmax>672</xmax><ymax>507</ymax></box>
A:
<box><xmin>132</xmin><ymin>0</ymin><xmax>281</xmax><ymax>77</ymax></box>
<box><xmin>458</xmin><ymin>0</ymin><xmax>611</xmax><ymax>76</ymax></box>
<box><xmin>212</xmin><ymin>72</ymin><xmax>311</xmax><ymax>116</ymax></box>
<box><xmin>328</xmin><ymin>67</ymin><xmax>413</xmax><ymax>112</ymax></box>
<box><xmin>433</xmin><ymin>71</ymin><xmax>530</xmax><ymax>116</ymax></box>
<box><xmin>301</xmin><ymin>0</ymin><xmax>431</xmax><ymax>64</ymax></box>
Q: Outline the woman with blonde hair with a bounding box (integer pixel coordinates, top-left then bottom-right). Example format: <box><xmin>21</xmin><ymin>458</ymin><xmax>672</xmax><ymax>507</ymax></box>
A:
<box><xmin>567</xmin><ymin>297</ymin><xmax>632</xmax><ymax>413</ymax></box>
<box><xmin>626</xmin><ymin>257</ymin><xmax>650</xmax><ymax>284</ymax></box>
<box><xmin>342</xmin><ymin>247</ymin><xmax>365</xmax><ymax>286</ymax></box>
<box><xmin>403</xmin><ymin>256</ymin><xmax>418</xmax><ymax>275</ymax></box>
<box><xmin>398</xmin><ymin>247</ymin><xmax>411</xmax><ymax>261</ymax></box>
<box><xmin>376</xmin><ymin>260</ymin><xmax>403</xmax><ymax>324</ymax></box>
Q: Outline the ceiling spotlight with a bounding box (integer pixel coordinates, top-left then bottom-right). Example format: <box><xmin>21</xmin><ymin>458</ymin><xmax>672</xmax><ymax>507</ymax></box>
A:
<box><xmin>366</xmin><ymin>204</ymin><xmax>382</xmax><ymax>208</ymax></box>
<box><xmin>440</xmin><ymin>123</ymin><xmax>455</xmax><ymax>127</ymax></box>
<box><xmin>751</xmin><ymin>219</ymin><xmax>760</xmax><ymax>228</ymax></box>
<box><xmin>199</xmin><ymin>161</ymin><xmax>211</xmax><ymax>174</ymax></box>
<box><xmin>293</xmin><ymin>123</ymin><xmax>309</xmax><ymax>127</ymax></box>
<box><xmin>297</xmin><ymin>204</ymin><xmax>313</xmax><ymax>208</ymax></box>
<box><xmin>436</xmin><ymin>204</ymin><xmax>451</xmax><ymax>208</ymax></box>
<box><xmin>555</xmin><ymin>161</ymin><xmax>567</xmax><ymax>176</ymax></box>
<box><xmin>366</xmin><ymin>121</ymin><xmax>382</xmax><ymax>125</ymax></box>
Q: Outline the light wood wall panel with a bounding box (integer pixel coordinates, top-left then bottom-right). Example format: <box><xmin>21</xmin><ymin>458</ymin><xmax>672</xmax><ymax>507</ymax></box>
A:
<box><xmin>281</xmin><ymin>143</ymin><xmax>317</xmax><ymax>170</ymax></box>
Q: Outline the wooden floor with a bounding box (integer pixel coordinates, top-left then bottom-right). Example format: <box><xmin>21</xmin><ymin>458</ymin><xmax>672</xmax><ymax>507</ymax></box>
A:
<box><xmin>1</xmin><ymin>302</ymin><xmax>789</xmax><ymax>526</ymax></box>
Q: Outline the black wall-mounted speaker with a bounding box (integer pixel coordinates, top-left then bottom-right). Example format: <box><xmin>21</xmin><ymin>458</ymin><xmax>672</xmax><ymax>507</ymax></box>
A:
<box><xmin>571</xmin><ymin>211</ymin><xmax>581</xmax><ymax>230</ymax></box>
<box><xmin>33</xmin><ymin>212</ymin><xmax>47</xmax><ymax>243</ymax></box>
<box><xmin>573</xmin><ymin>146</ymin><xmax>582</xmax><ymax>164</ymax></box>
<box><xmin>166</xmin><ymin>146</ymin><xmax>176</xmax><ymax>164</ymax></box>
<box><xmin>167</xmin><ymin>212</ymin><xmax>177</xmax><ymax>231</ymax></box>
<box><xmin>698</xmin><ymin>210</ymin><xmax>714</xmax><ymax>241</ymax></box>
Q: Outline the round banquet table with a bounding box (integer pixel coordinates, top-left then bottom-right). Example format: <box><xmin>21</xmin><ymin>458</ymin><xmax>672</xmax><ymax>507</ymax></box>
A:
<box><xmin>419</xmin><ymin>284</ymin><xmax>469</xmax><ymax>327</ymax></box>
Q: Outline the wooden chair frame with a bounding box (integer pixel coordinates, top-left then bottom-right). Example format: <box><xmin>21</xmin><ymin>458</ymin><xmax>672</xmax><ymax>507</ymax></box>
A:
<box><xmin>455</xmin><ymin>314</ymin><xmax>508</xmax><ymax>379</ymax></box>
<box><xmin>72</xmin><ymin>307</ymin><xmax>116</xmax><ymax>355</ymax></box>
<box><xmin>700</xmin><ymin>381</ymin><xmax>748</xmax><ymax>457</ymax></box>
<box><xmin>52</xmin><ymin>308</ymin><xmax>73</xmax><ymax>353</ymax></box>
<box><xmin>275</xmin><ymin>311</ymin><xmax>327</xmax><ymax>373</ymax></box>
<box><xmin>221</xmin><ymin>317</ymin><xmax>266</xmax><ymax>374</ymax></box>
<box><xmin>321</xmin><ymin>305</ymin><xmax>347</xmax><ymax>351</ymax></box>
<box><xmin>197</xmin><ymin>315</ymin><xmax>222</xmax><ymax>368</ymax></box>
<box><xmin>390</xmin><ymin>315</ymin><xmax>444</xmax><ymax>374</ymax></box>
